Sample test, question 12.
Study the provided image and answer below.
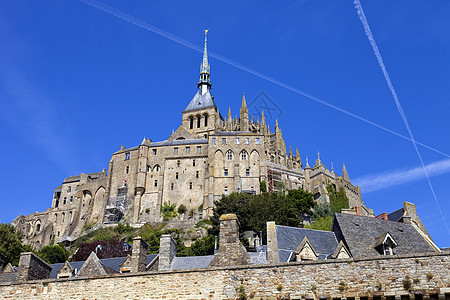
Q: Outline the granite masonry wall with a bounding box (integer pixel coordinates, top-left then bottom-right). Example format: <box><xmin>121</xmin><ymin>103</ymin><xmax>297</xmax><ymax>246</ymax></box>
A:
<box><xmin>0</xmin><ymin>252</ymin><xmax>449</xmax><ymax>299</ymax></box>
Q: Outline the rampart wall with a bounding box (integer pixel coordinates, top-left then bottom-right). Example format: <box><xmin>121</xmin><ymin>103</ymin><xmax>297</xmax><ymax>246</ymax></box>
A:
<box><xmin>1</xmin><ymin>252</ymin><xmax>449</xmax><ymax>299</ymax></box>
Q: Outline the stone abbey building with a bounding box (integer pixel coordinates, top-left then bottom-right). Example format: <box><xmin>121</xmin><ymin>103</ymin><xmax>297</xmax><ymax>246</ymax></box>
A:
<box><xmin>12</xmin><ymin>32</ymin><xmax>372</xmax><ymax>249</ymax></box>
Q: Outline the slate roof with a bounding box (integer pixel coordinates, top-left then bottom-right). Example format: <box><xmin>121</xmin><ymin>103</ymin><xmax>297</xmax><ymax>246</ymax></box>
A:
<box><xmin>332</xmin><ymin>213</ymin><xmax>436</xmax><ymax>257</ymax></box>
<box><xmin>0</xmin><ymin>271</ymin><xmax>19</xmax><ymax>284</ymax></box>
<box><xmin>49</xmin><ymin>254</ymin><xmax>158</xmax><ymax>278</ymax></box>
<box><xmin>63</xmin><ymin>172</ymin><xmax>104</xmax><ymax>184</ymax></box>
<box><xmin>170</xmin><ymin>255</ymin><xmax>214</xmax><ymax>270</ymax></box>
<box><xmin>387</xmin><ymin>208</ymin><xmax>404</xmax><ymax>222</ymax></box>
<box><xmin>275</xmin><ymin>225</ymin><xmax>339</xmax><ymax>261</ymax></box>
<box><xmin>184</xmin><ymin>90</ymin><xmax>216</xmax><ymax>112</ymax></box>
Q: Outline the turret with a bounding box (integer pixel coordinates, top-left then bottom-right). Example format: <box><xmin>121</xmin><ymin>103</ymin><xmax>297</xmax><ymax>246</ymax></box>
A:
<box><xmin>227</xmin><ymin>107</ymin><xmax>232</xmax><ymax>130</ymax></box>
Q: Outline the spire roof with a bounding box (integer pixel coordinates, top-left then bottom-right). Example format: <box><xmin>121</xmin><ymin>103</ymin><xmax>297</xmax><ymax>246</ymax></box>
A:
<box><xmin>201</xmin><ymin>29</ymin><xmax>209</xmax><ymax>74</ymax></box>
<box><xmin>241</xmin><ymin>93</ymin><xmax>247</xmax><ymax>108</ymax></box>
<box><xmin>342</xmin><ymin>162</ymin><xmax>350</xmax><ymax>181</ymax></box>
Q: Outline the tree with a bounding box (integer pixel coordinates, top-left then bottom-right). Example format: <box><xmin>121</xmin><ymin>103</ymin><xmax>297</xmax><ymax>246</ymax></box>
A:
<box><xmin>0</xmin><ymin>223</ymin><xmax>33</xmax><ymax>266</ymax></box>
<box><xmin>177</xmin><ymin>204</ymin><xmax>187</xmax><ymax>215</ymax></box>
<box><xmin>287</xmin><ymin>188</ymin><xmax>315</xmax><ymax>216</ymax></box>
<box><xmin>179</xmin><ymin>235</ymin><xmax>215</xmax><ymax>256</ymax></box>
<box><xmin>327</xmin><ymin>185</ymin><xmax>349</xmax><ymax>213</ymax></box>
<box><xmin>305</xmin><ymin>216</ymin><xmax>333</xmax><ymax>231</ymax></box>
<box><xmin>37</xmin><ymin>245</ymin><xmax>68</xmax><ymax>264</ymax></box>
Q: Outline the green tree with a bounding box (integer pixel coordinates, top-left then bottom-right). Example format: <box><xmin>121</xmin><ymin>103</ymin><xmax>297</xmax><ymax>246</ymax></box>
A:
<box><xmin>37</xmin><ymin>245</ymin><xmax>68</xmax><ymax>264</ymax></box>
<box><xmin>177</xmin><ymin>204</ymin><xmax>187</xmax><ymax>215</ymax></box>
<box><xmin>287</xmin><ymin>188</ymin><xmax>315</xmax><ymax>216</ymax></box>
<box><xmin>260</xmin><ymin>180</ymin><xmax>267</xmax><ymax>193</ymax></box>
<box><xmin>327</xmin><ymin>185</ymin><xmax>349</xmax><ymax>213</ymax></box>
<box><xmin>0</xmin><ymin>223</ymin><xmax>34</xmax><ymax>266</ymax></box>
<box><xmin>305</xmin><ymin>216</ymin><xmax>333</xmax><ymax>231</ymax></box>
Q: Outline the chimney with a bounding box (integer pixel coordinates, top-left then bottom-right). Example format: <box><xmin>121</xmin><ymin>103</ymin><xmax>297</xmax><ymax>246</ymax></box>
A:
<box><xmin>208</xmin><ymin>214</ymin><xmax>251</xmax><ymax>267</ymax></box>
<box><xmin>18</xmin><ymin>252</ymin><xmax>51</xmax><ymax>281</ymax></box>
<box><xmin>158</xmin><ymin>234</ymin><xmax>177</xmax><ymax>271</ymax></box>
<box><xmin>376</xmin><ymin>212</ymin><xmax>388</xmax><ymax>221</ymax></box>
<box><xmin>131</xmin><ymin>236</ymin><xmax>148</xmax><ymax>272</ymax></box>
<box><xmin>266</xmin><ymin>221</ymin><xmax>279</xmax><ymax>264</ymax></box>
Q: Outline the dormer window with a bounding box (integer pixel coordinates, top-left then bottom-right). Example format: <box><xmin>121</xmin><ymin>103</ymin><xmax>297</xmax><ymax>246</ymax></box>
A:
<box><xmin>374</xmin><ymin>232</ymin><xmax>397</xmax><ymax>256</ymax></box>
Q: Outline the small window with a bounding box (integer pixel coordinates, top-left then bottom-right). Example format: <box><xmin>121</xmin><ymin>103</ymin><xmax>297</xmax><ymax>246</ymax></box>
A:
<box><xmin>171</xmin><ymin>183</ymin><xmax>174</xmax><ymax>190</ymax></box>
<box><xmin>241</xmin><ymin>151</ymin><xmax>247</xmax><ymax>160</ymax></box>
<box><xmin>246</xmin><ymin>168</ymin><xmax>250</xmax><ymax>176</ymax></box>
<box><xmin>36</xmin><ymin>224</ymin><xmax>41</xmax><ymax>232</ymax></box>
<box><xmin>63</xmin><ymin>197</ymin><xmax>67</xmax><ymax>205</ymax></box>
<box><xmin>152</xmin><ymin>149</ymin><xmax>157</xmax><ymax>155</ymax></box>
<box><xmin>55</xmin><ymin>199</ymin><xmax>59</xmax><ymax>208</ymax></box>
<box><xmin>222</xmin><ymin>138</ymin><xmax>226</xmax><ymax>145</ymax></box>
<box><xmin>154</xmin><ymin>180</ymin><xmax>158</xmax><ymax>187</ymax></box>
<box><xmin>177</xmin><ymin>160</ymin><xmax>180</xmax><ymax>168</ymax></box>
<box><xmin>255</xmin><ymin>138</ymin><xmax>260</xmax><ymax>145</ymax></box>
<box><xmin>147</xmin><ymin>165</ymin><xmax>151</xmax><ymax>172</ymax></box>
<box><xmin>224</xmin><ymin>169</ymin><xmax>228</xmax><ymax>176</ymax></box>
<box><xmin>224</xmin><ymin>186</ymin><xmax>228</xmax><ymax>195</ymax></box>
<box><xmin>212</xmin><ymin>138</ymin><xmax>216</xmax><ymax>145</ymax></box>
<box><xmin>185</xmin><ymin>147</ymin><xmax>190</xmax><ymax>154</ymax></box>
<box><xmin>189</xmin><ymin>182</ymin><xmax>193</xmax><ymax>190</ymax></box>
<box><xmin>174</xmin><ymin>147</ymin><xmax>178</xmax><ymax>155</ymax></box>
<box><xmin>70</xmin><ymin>196</ymin><xmax>73</xmax><ymax>203</ymax></box>
<box><xmin>126</xmin><ymin>166</ymin><xmax>129</xmax><ymax>174</ymax></box>
<box><xmin>235</xmin><ymin>138</ymin><xmax>240</xmax><ymax>145</ymax></box>
<box><xmin>227</xmin><ymin>150</ymin><xmax>233</xmax><ymax>160</ymax></box>
<box><xmin>197</xmin><ymin>146</ymin><xmax>202</xmax><ymax>153</ymax></box>
<box><xmin>176</xmin><ymin>172</ymin><xmax>179</xmax><ymax>180</ymax></box>
<box><xmin>245</xmin><ymin>138</ymin><xmax>249</xmax><ymax>145</ymax></box>
<box><xmin>67</xmin><ymin>186</ymin><xmax>72</xmax><ymax>192</ymax></box>
<box><xmin>193</xmin><ymin>159</ymin><xmax>196</xmax><ymax>167</ymax></box>
<box><xmin>196</xmin><ymin>171</ymin><xmax>199</xmax><ymax>178</ymax></box>
<box><xmin>125</xmin><ymin>152</ymin><xmax>130</xmax><ymax>160</ymax></box>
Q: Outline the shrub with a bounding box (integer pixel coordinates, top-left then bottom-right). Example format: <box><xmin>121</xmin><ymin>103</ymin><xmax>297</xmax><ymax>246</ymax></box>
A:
<box><xmin>37</xmin><ymin>245</ymin><xmax>68</xmax><ymax>264</ymax></box>
<box><xmin>177</xmin><ymin>204</ymin><xmax>187</xmax><ymax>215</ymax></box>
<box><xmin>161</xmin><ymin>203</ymin><xmax>177</xmax><ymax>221</ymax></box>
<box><xmin>403</xmin><ymin>277</ymin><xmax>412</xmax><ymax>291</ymax></box>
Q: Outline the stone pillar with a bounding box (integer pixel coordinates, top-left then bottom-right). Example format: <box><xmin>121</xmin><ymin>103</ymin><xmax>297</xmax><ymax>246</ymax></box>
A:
<box><xmin>267</xmin><ymin>221</ymin><xmax>279</xmax><ymax>264</ymax></box>
<box><xmin>18</xmin><ymin>252</ymin><xmax>51</xmax><ymax>281</ymax></box>
<box><xmin>131</xmin><ymin>236</ymin><xmax>148</xmax><ymax>272</ymax></box>
<box><xmin>208</xmin><ymin>214</ymin><xmax>251</xmax><ymax>267</ymax></box>
<box><xmin>133</xmin><ymin>188</ymin><xmax>144</xmax><ymax>224</ymax></box>
<box><xmin>158</xmin><ymin>234</ymin><xmax>177</xmax><ymax>271</ymax></box>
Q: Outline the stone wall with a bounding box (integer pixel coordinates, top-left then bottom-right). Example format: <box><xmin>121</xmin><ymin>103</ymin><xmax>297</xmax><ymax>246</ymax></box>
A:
<box><xmin>1</xmin><ymin>252</ymin><xmax>448</xmax><ymax>299</ymax></box>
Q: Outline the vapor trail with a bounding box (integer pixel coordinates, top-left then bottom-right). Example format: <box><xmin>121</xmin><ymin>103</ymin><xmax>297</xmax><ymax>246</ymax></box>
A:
<box><xmin>354</xmin><ymin>0</ymin><xmax>449</xmax><ymax>235</ymax></box>
<box><xmin>77</xmin><ymin>0</ymin><xmax>450</xmax><ymax>159</ymax></box>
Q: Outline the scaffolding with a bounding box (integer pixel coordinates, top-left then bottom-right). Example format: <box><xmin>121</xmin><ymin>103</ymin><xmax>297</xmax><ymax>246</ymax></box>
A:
<box><xmin>104</xmin><ymin>186</ymin><xmax>128</xmax><ymax>224</ymax></box>
<box><xmin>267</xmin><ymin>168</ymin><xmax>282</xmax><ymax>192</ymax></box>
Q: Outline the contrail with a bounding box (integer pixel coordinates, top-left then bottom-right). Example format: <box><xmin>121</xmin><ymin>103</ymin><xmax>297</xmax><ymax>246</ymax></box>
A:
<box><xmin>354</xmin><ymin>158</ymin><xmax>450</xmax><ymax>193</ymax></box>
<box><xmin>77</xmin><ymin>0</ymin><xmax>450</xmax><ymax>159</ymax></box>
<box><xmin>354</xmin><ymin>0</ymin><xmax>449</xmax><ymax>235</ymax></box>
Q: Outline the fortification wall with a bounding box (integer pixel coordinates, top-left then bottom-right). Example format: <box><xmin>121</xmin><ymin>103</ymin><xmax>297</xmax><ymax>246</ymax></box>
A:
<box><xmin>1</xmin><ymin>252</ymin><xmax>448</xmax><ymax>299</ymax></box>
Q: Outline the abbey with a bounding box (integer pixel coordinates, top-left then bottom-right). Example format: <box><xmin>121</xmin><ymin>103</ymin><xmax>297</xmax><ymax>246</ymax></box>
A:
<box><xmin>12</xmin><ymin>32</ymin><xmax>372</xmax><ymax>249</ymax></box>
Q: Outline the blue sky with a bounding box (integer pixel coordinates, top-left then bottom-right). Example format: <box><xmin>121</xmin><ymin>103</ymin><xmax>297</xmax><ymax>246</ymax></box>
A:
<box><xmin>1</xmin><ymin>1</ymin><xmax>449</xmax><ymax>247</ymax></box>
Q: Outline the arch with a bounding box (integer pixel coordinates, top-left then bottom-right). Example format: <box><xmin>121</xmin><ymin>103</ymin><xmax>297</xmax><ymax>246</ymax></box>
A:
<box><xmin>69</xmin><ymin>211</ymin><xmax>73</xmax><ymax>223</ymax></box>
<box><xmin>250</xmin><ymin>150</ymin><xmax>260</xmax><ymax>164</ymax></box>
<box><xmin>89</xmin><ymin>186</ymin><xmax>106</xmax><ymax>224</ymax></box>
<box><xmin>203</xmin><ymin>113</ymin><xmax>208</xmax><ymax>127</ymax></box>
<box><xmin>196</xmin><ymin>115</ymin><xmax>201</xmax><ymax>128</ymax></box>
<box><xmin>36</xmin><ymin>222</ymin><xmax>41</xmax><ymax>233</ymax></box>
<box><xmin>189</xmin><ymin>116</ymin><xmax>194</xmax><ymax>129</ymax></box>
<box><xmin>240</xmin><ymin>150</ymin><xmax>248</xmax><ymax>161</ymax></box>
<box><xmin>153</xmin><ymin>164</ymin><xmax>161</xmax><ymax>172</ymax></box>
<box><xmin>226</xmin><ymin>150</ymin><xmax>234</xmax><ymax>161</ymax></box>
<box><xmin>213</xmin><ymin>150</ymin><xmax>224</xmax><ymax>177</ymax></box>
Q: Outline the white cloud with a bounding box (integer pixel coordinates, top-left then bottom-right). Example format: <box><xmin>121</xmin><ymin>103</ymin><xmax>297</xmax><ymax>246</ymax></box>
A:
<box><xmin>354</xmin><ymin>159</ymin><xmax>450</xmax><ymax>193</ymax></box>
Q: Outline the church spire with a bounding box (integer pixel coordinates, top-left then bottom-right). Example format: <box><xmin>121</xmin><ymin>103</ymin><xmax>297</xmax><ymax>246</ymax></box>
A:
<box><xmin>342</xmin><ymin>162</ymin><xmax>350</xmax><ymax>182</ymax></box>
<box><xmin>198</xmin><ymin>29</ymin><xmax>211</xmax><ymax>91</ymax></box>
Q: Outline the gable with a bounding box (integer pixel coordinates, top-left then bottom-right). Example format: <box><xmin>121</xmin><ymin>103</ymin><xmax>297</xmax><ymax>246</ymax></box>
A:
<box><xmin>169</xmin><ymin>126</ymin><xmax>195</xmax><ymax>141</ymax></box>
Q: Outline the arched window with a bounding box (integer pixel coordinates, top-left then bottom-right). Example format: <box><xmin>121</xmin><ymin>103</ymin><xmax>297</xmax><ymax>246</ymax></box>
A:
<box><xmin>204</xmin><ymin>114</ymin><xmax>208</xmax><ymax>127</ymax></box>
<box><xmin>270</xmin><ymin>155</ymin><xmax>275</xmax><ymax>163</ymax></box>
<box><xmin>197</xmin><ymin>115</ymin><xmax>201</xmax><ymax>128</ymax></box>
<box><xmin>154</xmin><ymin>165</ymin><xmax>160</xmax><ymax>172</ymax></box>
<box><xmin>62</xmin><ymin>212</ymin><xmax>65</xmax><ymax>223</ymax></box>
<box><xmin>69</xmin><ymin>211</ymin><xmax>73</xmax><ymax>223</ymax></box>
<box><xmin>226</xmin><ymin>150</ymin><xmax>233</xmax><ymax>160</ymax></box>
<box><xmin>36</xmin><ymin>223</ymin><xmax>41</xmax><ymax>232</ymax></box>
<box><xmin>55</xmin><ymin>213</ymin><xmax>58</xmax><ymax>223</ymax></box>
<box><xmin>189</xmin><ymin>116</ymin><xmax>194</xmax><ymax>129</ymax></box>
<box><xmin>240</xmin><ymin>150</ymin><xmax>248</xmax><ymax>161</ymax></box>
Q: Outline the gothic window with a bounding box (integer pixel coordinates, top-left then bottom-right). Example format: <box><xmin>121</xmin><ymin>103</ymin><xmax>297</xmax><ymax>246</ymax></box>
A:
<box><xmin>197</xmin><ymin>115</ymin><xmax>201</xmax><ymax>128</ymax></box>
<box><xmin>226</xmin><ymin>150</ymin><xmax>233</xmax><ymax>160</ymax></box>
<box><xmin>36</xmin><ymin>224</ymin><xmax>41</xmax><ymax>232</ymax></box>
<box><xmin>224</xmin><ymin>169</ymin><xmax>228</xmax><ymax>176</ymax></box>
<box><xmin>204</xmin><ymin>114</ymin><xmax>208</xmax><ymax>127</ymax></box>
<box><xmin>235</xmin><ymin>138</ymin><xmax>240</xmax><ymax>145</ymax></box>
<box><xmin>185</xmin><ymin>147</ymin><xmax>190</xmax><ymax>154</ymax></box>
<box><xmin>222</xmin><ymin>138</ymin><xmax>226</xmax><ymax>145</ymax></box>
<box><xmin>255</xmin><ymin>138</ymin><xmax>260</xmax><ymax>145</ymax></box>
<box><xmin>212</xmin><ymin>138</ymin><xmax>216</xmax><ymax>145</ymax></box>
<box><xmin>197</xmin><ymin>146</ymin><xmax>201</xmax><ymax>153</ymax></box>
<box><xmin>189</xmin><ymin>182</ymin><xmax>193</xmax><ymax>190</ymax></box>
<box><xmin>245</xmin><ymin>138</ymin><xmax>249</xmax><ymax>144</ymax></box>
<box><xmin>125</xmin><ymin>152</ymin><xmax>130</xmax><ymax>160</ymax></box>
<box><xmin>62</xmin><ymin>212</ymin><xmax>65</xmax><ymax>223</ymax></box>
<box><xmin>246</xmin><ymin>168</ymin><xmax>250</xmax><ymax>177</ymax></box>
<box><xmin>189</xmin><ymin>116</ymin><xmax>194</xmax><ymax>129</ymax></box>
<box><xmin>69</xmin><ymin>211</ymin><xmax>72</xmax><ymax>223</ymax></box>
<box><xmin>154</xmin><ymin>165</ymin><xmax>161</xmax><ymax>172</ymax></box>
<box><xmin>240</xmin><ymin>151</ymin><xmax>248</xmax><ymax>160</ymax></box>
<box><xmin>174</xmin><ymin>147</ymin><xmax>178</xmax><ymax>155</ymax></box>
<box><xmin>193</xmin><ymin>159</ymin><xmax>196</xmax><ymax>166</ymax></box>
